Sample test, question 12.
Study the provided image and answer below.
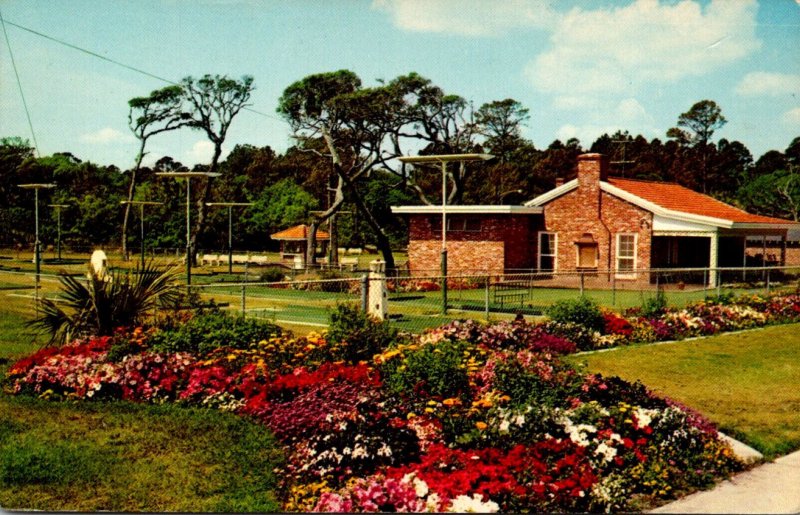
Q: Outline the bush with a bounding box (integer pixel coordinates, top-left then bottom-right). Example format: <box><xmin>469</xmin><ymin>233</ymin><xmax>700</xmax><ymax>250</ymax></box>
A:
<box><xmin>546</xmin><ymin>297</ymin><xmax>605</xmax><ymax>333</ymax></box>
<box><xmin>260</xmin><ymin>267</ymin><xmax>287</xmax><ymax>283</ymax></box>
<box><xmin>326</xmin><ymin>303</ymin><xmax>397</xmax><ymax>363</ymax></box>
<box><xmin>382</xmin><ymin>338</ymin><xmax>470</xmax><ymax>401</ymax></box>
<box><xmin>148</xmin><ymin>311</ymin><xmax>282</xmax><ymax>355</ymax></box>
<box><xmin>640</xmin><ymin>289</ymin><xmax>668</xmax><ymax>318</ymax></box>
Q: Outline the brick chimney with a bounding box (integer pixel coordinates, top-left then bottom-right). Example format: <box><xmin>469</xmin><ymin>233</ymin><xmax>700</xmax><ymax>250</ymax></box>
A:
<box><xmin>577</xmin><ymin>153</ymin><xmax>608</xmax><ymax>188</ymax></box>
<box><xmin>576</xmin><ymin>153</ymin><xmax>608</xmax><ymax>217</ymax></box>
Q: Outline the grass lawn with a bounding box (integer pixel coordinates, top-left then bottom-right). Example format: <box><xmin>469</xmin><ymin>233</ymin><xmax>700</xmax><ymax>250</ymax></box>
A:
<box><xmin>567</xmin><ymin>324</ymin><xmax>800</xmax><ymax>459</ymax></box>
<box><xmin>0</xmin><ymin>397</ymin><xmax>284</xmax><ymax>512</ymax></box>
<box><xmin>0</xmin><ymin>290</ymin><xmax>285</xmax><ymax>512</ymax></box>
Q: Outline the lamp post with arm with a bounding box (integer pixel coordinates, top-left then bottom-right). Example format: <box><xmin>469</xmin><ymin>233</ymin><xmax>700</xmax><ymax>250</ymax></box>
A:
<box><xmin>155</xmin><ymin>172</ymin><xmax>220</xmax><ymax>287</ymax></box>
<box><xmin>18</xmin><ymin>183</ymin><xmax>55</xmax><ymax>310</ymax></box>
<box><xmin>397</xmin><ymin>154</ymin><xmax>493</xmax><ymax>314</ymax></box>
<box><xmin>120</xmin><ymin>200</ymin><xmax>162</xmax><ymax>269</ymax></box>
<box><xmin>205</xmin><ymin>202</ymin><xmax>253</xmax><ymax>275</ymax></box>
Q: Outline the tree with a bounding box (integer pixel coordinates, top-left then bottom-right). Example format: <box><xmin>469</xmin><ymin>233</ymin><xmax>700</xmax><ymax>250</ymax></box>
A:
<box><xmin>474</xmin><ymin>99</ymin><xmax>529</xmax><ymax>163</ymax></box>
<box><xmin>181</xmin><ymin>74</ymin><xmax>255</xmax><ymax>260</ymax></box>
<box><xmin>739</xmin><ymin>167</ymin><xmax>800</xmax><ymax>222</ymax></box>
<box><xmin>123</xmin><ymin>85</ymin><xmax>189</xmax><ymax>257</ymax></box>
<box><xmin>667</xmin><ymin>100</ymin><xmax>727</xmax><ymax>193</ymax></box>
<box><xmin>245</xmin><ymin>179</ymin><xmax>318</xmax><ymax>240</ymax></box>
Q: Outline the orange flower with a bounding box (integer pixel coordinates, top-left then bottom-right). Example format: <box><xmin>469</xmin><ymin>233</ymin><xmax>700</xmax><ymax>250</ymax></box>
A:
<box><xmin>475</xmin><ymin>421</ymin><xmax>488</xmax><ymax>431</ymax></box>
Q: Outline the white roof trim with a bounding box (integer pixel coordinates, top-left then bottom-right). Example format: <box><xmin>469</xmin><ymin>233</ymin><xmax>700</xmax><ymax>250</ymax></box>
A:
<box><xmin>391</xmin><ymin>205</ymin><xmax>543</xmax><ymax>215</ymax></box>
<box><xmin>524</xmin><ymin>179</ymin><xmax>578</xmax><ymax>206</ymax></box>
<box><xmin>729</xmin><ymin>222</ymin><xmax>800</xmax><ymax>230</ymax></box>
<box><xmin>600</xmin><ymin>182</ymin><xmax>734</xmax><ymax>228</ymax></box>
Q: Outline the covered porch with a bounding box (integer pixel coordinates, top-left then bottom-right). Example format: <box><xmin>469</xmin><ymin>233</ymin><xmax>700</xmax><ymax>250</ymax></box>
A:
<box><xmin>651</xmin><ymin>227</ymin><xmax>790</xmax><ymax>286</ymax></box>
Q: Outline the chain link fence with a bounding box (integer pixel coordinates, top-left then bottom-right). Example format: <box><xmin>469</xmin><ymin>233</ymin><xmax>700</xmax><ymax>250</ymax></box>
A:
<box><xmin>2</xmin><ymin>254</ymin><xmax>799</xmax><ymax>335</ymax></box>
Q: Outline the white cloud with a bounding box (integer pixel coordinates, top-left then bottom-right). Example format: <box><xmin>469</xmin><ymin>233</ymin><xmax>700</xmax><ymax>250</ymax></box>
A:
<box><xmin>736</xmin><ymin>72</ymin><xmax>800</xmax><ymax>96</ymax></box>
<box><xmin>555</xmin><ymin>97</ymin><xmax>658</xmax><ymax>145</ymax></box>
<box><xmin>372</xmin><ymin>0</ymin><xmax>559</xmax><ymax>36</ymax></box>
<box><xmin>183</xmin><ymin>140</ymin><xmax>230</xmax><ymax>166</ymax></box>
<box><xmin>526</xmin><ymin>0</ymin><xmax>761</xmax><ymax>102</ymax></box>
<box><xmin>783</xmin><ymin>107</ymin><xmax>800</xmax><ymax>127</ymax></box>
<box><xmin>80</xmin><ymin>127</ymin><xmax>133</xmax><ymax>144</ymax></box>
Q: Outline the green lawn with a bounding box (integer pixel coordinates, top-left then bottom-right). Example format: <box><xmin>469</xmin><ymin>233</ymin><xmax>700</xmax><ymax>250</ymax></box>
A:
<box><xmin>567</xmin><ymin>324</ymin><xmax>800</xmax><ymax>459</ymax></box>
<box><xmin>0</xmin><ymin>397</ymin><xmax>284</xmax><ymax>512</ymax></box>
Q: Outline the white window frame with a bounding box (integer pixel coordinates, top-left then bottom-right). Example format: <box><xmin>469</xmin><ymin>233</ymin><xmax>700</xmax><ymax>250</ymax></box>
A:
<box><xmin>538</xmin><ymin>232</ymin><xmax>557</xmax><ymax>271</ymax></box>
<box><xmin>616</xmin><ymin>233</ymin><xmax>638</xmax><ymax>278</ymax></box>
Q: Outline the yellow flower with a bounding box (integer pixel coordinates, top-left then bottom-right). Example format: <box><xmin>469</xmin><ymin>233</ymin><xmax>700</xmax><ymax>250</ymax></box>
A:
<box><xmin>442</xmin><ymin>397</ymin><xmax>461</xmax><ymax>406</ymax></box>
<box><xmin>226</xmin><ymin>354</ymin><xmax>237</xmax><ymax>361</ymax></box>
<box><xmin>407</xmin><ymin>412</ymin><xmax>416</xmax><ymax>419</ymax></box>
<box><xmin>425</xmin><ymin>407</ymin><xmax>435</xmax><ymax>414</ymax></box>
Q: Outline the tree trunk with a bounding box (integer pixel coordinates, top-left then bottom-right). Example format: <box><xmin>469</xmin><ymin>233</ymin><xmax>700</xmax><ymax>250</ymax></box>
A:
<box><xmin>190</xmin><ymin>143</ymin><xmax>222</xmax><ymax>266</ymax></box>
<box><xmin>121</xmin><ymin>139</ymin><xmax>146</xmax><ymax>260</ymax></box>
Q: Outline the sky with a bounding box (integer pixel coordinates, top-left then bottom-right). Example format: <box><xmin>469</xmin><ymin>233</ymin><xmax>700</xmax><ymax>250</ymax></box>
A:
<box><xmin>1</xmin><ymin>0</ymin><xmax>798</xmax><ymax>170</ymax></box>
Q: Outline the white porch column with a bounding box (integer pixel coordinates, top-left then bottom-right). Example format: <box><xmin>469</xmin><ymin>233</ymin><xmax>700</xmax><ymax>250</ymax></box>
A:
<box><xmin>709</xmin><ymin>232</ymin><xmax>719</xmax><ymax>287</ymax></box>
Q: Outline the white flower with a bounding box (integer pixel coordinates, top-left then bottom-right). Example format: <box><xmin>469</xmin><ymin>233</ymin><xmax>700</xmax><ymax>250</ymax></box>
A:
<box><xmin>447</xmin><ymin>494</ymin><xmax>500</xmax><ymax>513</ymax></box>
<box><xmin>634</xmin><ymin>407</ymin><xmax>657</xmax><ymax>428</ymax></box>
<box><xmin>377</xmin><ymin>442</ymin><xmax>392</xmax><ymax>457</ymax></box>
<box><xmin>499</xmin><ymin>420</ymin><xmax>510</xmax><ymax>433</ymax></box>
<box><xmin>413</xmin><ymin>477</ymin><xmax>429</xmax><ymax>497</ymax></box>
<box><xmin>351</xmin><ymin>444</ymin><xmax>368</xmax><ymax>459</ymax></box>
<box><xmin>594</xmin><ymin>442</ymin><xmax>618</xmax><ymax>462</ymax></box>
<box><xmin>514</xmin><ymin>414</ymin><xmax>526</xmax><ymax>427</ymax></box>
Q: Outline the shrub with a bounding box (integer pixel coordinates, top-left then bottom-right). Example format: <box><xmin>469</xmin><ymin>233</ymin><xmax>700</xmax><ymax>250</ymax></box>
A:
<box><xmin>148</xmin><ymin>311</ymin><xmax>282</xmax><ymax>355</ymax></box>
<box><xmin>640</xmin><ymin>289</ymin><xmax>668</xmax><ymax>318</ymax></box>
<box><xmin>259</xmin><ymin>267</ymin><xmax>287</xmax><ymax>283</ymax></box>
<box><xmin>546</xmin><ymin>297</ymin><xmax>605</xmax><ymax>333</ymax></box>
<box><xmin>326</xmin><ymin>304</ymin><xmax>397</xmax><ymax>363</ymax></box>
<box><xmin>382</xmin><ymin>338</ymin><xmax>470</xmax><ymax>401</ymax></box>
<box><xmin>31</xmin><ymin>262</ymin><xmax>181</xmax><ymax>344</ymax></box>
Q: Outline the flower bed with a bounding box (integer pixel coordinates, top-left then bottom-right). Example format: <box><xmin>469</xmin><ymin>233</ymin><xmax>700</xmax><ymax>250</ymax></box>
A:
<box><xmin>6</xmin><ymin>315</ymin><xmax>745</xmax><ymax>512</ymax></box>
<box><xmin>547</xmin><ymin>292</ymin><xmax>800</xmax><ymax>351</ymax></box>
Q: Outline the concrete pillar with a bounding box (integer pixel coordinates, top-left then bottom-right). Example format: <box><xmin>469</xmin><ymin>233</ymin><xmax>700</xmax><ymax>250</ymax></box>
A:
<box><xmin>709</xmin><ymin>232</ymin><xmax>718</xmax><ymax>287</ymax></box>
<box><xmin>368</xmin><ymin>260</ymin><xmax>388</xmax><ymax>320</ymax></box>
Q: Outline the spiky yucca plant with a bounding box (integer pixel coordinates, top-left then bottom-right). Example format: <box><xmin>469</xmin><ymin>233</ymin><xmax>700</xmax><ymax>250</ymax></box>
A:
<box><xmin>32</xmin><ymin>261</ymin><xmax>181</xmax><ymax>344</ymax></box>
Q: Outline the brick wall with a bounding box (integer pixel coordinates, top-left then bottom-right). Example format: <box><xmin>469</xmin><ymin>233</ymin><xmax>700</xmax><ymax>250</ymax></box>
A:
<box><xmin>406</xmin><ymin>214</ymin><xmax>535</xmax><ymax>274</ymax></box>
<box><xmin>541</xmin><ymin>154</ymin><xmax>652</xmax><ymax>281</ymax></box>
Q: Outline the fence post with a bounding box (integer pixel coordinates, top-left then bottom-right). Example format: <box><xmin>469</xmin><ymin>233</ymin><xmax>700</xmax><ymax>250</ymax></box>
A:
<box><xmin>717</xmin><ymin>268</ymin><xmax>722</xmax><ymax>297</ymax></box>
<box><xmin>360</xmin><ymin>274</ymin><xmax>368</xmax><ymax>312</ymax></box>
<box><xmin>766</xmin><ymin>268</ymin><xmax>771</xmax><ymax>294</ymax></box>
<box><xmin>611</xmin><ymin>273</ymin><xmax>616</xmax><ymax>306</ymax></box>
<box><xmin>484</xmin><ymin>275</ymin><xmax>490</xmax><ymax>321</ymax></box>
<box><xmin>703</xmin><ymin>269</ymin><xmax>708</xmax><ymax>298</ymax></box>
<box><xmin>579</xmin><ymin>271</ymin><xmax>585</xmax><ymax>296</ymax></box>
<box><xmin>241</xmin><ymin>262</ymin><xmax>247</xmax><ymax>316</ymax></box>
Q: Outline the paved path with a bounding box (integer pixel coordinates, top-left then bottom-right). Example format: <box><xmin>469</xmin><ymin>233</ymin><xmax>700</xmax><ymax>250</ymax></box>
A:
<box><xmin>651</xmin><ymin>450</ymin><xmax>800</xmax><ymax>513</ymax></box>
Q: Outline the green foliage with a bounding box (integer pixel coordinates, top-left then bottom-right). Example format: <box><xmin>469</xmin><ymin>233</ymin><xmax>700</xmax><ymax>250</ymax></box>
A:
<box><xmin>382</xmin><ymin>338</ymin><xmax>470</xmax><ymax>400</ymax></box>
<box><xmin>148</xmin><ymin>310</ymin><xmax>282</xmax><ymax>354</ymax></box>
<box><xmin>0</xmin><ymin>435</ymin><xmax>111</xmax><ymax>486</ymax></box>
<box><xmin>640</xmin><ymin>289</ymin><xmax>668</xmax><ymax>318</ymax></box>
<box><xmin>31</xmin><ymin>262</ymin><xmax>181</xmax><ymax>344</ymax></box>
<box><xmin>492</xmin><ymin>357</ymin><xmax>581</xmax><ymax>409</ymax></box>
<box><xmin>259</xmin><ymin>267</ymin><xmax>287</xmax><ymax>283</ymax></box>
<box><xmin>247</xmin><ymin>178</ymin><xmax>318</xmax><ymax>236</ymax></box>
<box><xmin>326</xmin><ymin>303</ymin><xmax>397</xmax><ymax>363</ymax></box>
<box><xmin>546</xmin><ymin>296</ymin><xmax>605</xmax><ymax>332</ymax></box>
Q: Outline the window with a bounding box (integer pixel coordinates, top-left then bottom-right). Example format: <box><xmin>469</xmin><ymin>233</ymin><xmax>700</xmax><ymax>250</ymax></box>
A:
<box><xmin>429</xmin><ymin>216</ymin><xmax>481</xmax><ymax>232</ymax></box>
<box><xmin>539</xmin><ymin>232</ymin><xmax>557</xmax><ymax>271</ymax></box>
<box><xmin>616</xmin><ymin>234</ymin><xmax>637</xmax><ymax>275</ymax></box>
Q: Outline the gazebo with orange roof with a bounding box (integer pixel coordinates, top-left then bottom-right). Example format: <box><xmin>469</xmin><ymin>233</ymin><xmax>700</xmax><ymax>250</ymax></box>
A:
<box><xmin>270</xmin><ymin>224</ymin><xmax>330</xmax><ymax>263</ymax></box>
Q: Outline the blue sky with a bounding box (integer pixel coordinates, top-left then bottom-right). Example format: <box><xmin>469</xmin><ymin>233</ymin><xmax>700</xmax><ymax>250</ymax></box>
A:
<box><xmin>1</xmin><ymin>0</ymin><xmax>798</xmax><ymax>169</ymax></box>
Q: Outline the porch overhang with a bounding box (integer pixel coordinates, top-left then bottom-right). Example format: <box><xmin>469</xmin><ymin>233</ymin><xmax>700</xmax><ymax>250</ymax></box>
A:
<box><xmin>391</xmin><ymin>205</ymin><xmax>543</xmax><ymax>215</ymax></box>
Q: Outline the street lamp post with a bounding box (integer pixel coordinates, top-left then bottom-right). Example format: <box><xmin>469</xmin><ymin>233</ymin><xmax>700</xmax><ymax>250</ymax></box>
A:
<box><xmin>205</xmin><ymin>202</ymin><xmax>253</xmax><ymax>274</ymax></box>
<box><xmin>120</xmin><ymin>200</ymin><xmax>163</xmax><ymax>269</ymax></box>
<box><xmin>397</xmin><ymin>154</ymin><xmax>493</xmax><ymax>314</ymax></box>
<box><xmin>156</xmin><ymin>172</ymin><xmax>220</xmax><ymax>286</ymax></box>
<box><xmin>48</xmin><ymin>203</ymin><xmax>69</xmax><ymax>261</ymax></box>
<box><xmin>18</xmin><ymin>183</ymin><xmax>55</xmax><ymax>310</ymax></box>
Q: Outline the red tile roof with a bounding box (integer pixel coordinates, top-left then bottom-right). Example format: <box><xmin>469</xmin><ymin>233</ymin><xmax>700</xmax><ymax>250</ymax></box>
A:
<box><xmin>270</xmin><ymin>224</ymin><xmax>330</xmax><ymax>240</ymax></box>
<box><xmin>607</xmin><ymin>178</ymin><xmax>791</xmax><ymax>225</ymax></box>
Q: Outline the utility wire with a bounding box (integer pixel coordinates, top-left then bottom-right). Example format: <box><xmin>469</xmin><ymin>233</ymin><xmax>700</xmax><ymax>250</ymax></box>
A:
<box><xmin>1</xmin><ymin>18</ymin><xmax>282</xmax><ymax>122</ymax></box>
<box><xmin>1</xmin><ymin>8</ymin><xmax>40</xmax><ymax>155</ymax></box>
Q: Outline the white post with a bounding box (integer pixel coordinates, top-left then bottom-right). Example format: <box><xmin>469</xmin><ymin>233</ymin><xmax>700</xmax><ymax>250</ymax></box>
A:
<box><xmin>709</xmin><ymin>232</ymin><xmax>718</xmax><ymax>287</ymax></box>
<box><xmin>368</xmin><ymin>260</ymin><xmax>388</xmax><ymax>320</ymax></box>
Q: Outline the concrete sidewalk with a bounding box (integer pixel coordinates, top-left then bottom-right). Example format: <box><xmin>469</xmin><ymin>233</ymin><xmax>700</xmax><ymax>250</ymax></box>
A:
<box><xmin>651</xmin><ymin>450</ymin><xmax>800</xmax><ymax>513</ymax></box>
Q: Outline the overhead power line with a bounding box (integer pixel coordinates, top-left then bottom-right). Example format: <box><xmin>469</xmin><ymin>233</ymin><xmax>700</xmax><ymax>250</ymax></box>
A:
<box><xmin>0</xmin><ymin>8</ymin><xmax>39</xmax><ymax>155</ymax></box>
<box><xmin>0</xmin><ymin>18</ymin><xmax>281</xmax><ymax>122</ymax></box>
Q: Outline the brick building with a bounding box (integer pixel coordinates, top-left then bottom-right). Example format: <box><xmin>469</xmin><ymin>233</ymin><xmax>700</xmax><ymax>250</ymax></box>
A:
<box><xmin>392</xmin><ymin>153</ymin><xmax>800</xmax><ymax>285</ymax></box>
